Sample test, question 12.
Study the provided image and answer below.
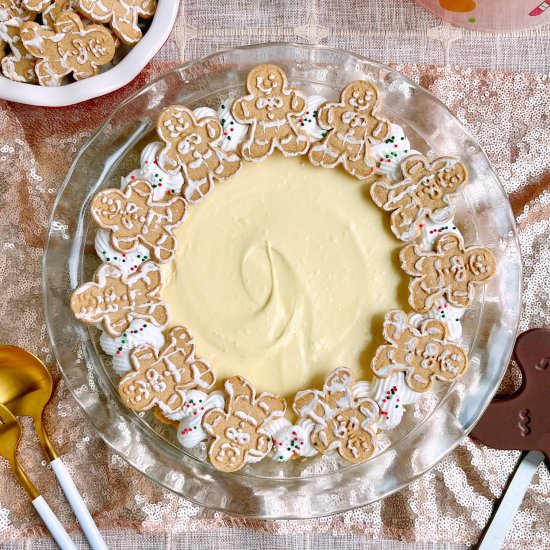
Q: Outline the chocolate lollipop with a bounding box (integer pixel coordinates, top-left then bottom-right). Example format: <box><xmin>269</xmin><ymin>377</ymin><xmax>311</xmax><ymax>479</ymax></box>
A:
<box><xmin>472</xmin><ymin>328</ymin><xmax>549</xmax><ymax>550</ymax></box>
<box><xmin>471</xmin><ymin>328</ymin><xmax>550</xmax><ymax>456</ymax></box>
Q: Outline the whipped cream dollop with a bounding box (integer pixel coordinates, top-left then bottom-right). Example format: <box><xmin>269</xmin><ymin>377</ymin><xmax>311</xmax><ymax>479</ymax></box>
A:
<box><xmin>295</xmin><ymin>95</ymin><xmax>327</xmax><ymax>141</ymax></box>
<box><xmin>216</xmin><ymin>98</ymin><xmax>249</xmax><ymax>152</ymax></box>
<box><xmin>425</xmin><ymin>299</ymin><xmax>464</xmax><ymax>342</ymax></box>
<box><xmin>100</xmin><ymin>320</ymin><xmax>166</xmax><ymax>375</ymax></box>
<box><xmin>95</xmin><ymin>229</ymin><xmax>151</xmax><ymax>275</ymax></box>
<box><xmin>121</xmin><ymin>142</ymin><xmax>184</xmax><ymax>200</ymax></box>
<box><xmin>264</xmin><ymin>418</ymin><xmax>317</xmax><ymax>462</ymax></box>
<box><xmin>420</xmin><ymin>217</ymin><xmax>462</xmax><ymax>248</ymax></box>
<box><xmin>369</xmin><ymin>372</ymin><xmax>420</xmax><ymax>430</ymax></box>
<box><xmin>174</xmin><ymin>390</ymin><xmax>225</xmax><ymax>448</ymax></box>
<box><xmin>371</xmin><ymin>123</ymin><xmax>417</xmax><ymax>181</ymax></box>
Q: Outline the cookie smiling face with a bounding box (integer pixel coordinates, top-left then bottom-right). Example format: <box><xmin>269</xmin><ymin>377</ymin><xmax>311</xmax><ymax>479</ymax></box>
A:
<box><xmin>248</xmin><ymin>64</ymin><xmax>287</xmax><ymax>119</ymax></box>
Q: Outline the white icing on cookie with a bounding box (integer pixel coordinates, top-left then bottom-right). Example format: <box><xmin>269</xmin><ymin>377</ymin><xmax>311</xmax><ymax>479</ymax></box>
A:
<box><xmin>95</xmin><ymin>229</ymin><xmax>150</xmax><ymax>274</ymax></box>
<box><xmin>121</xmin><ymin>142</ymin><xmax>184</xmax><ymax>200</ymax></box>
<box><xmin>371</xmin><ymin>124</ymin><xmax>417</xmax><ymax>181</ymax></box>
<box><xmin>99</xmin><ymin>320</ymin><xmax>165</xmax><ymax>375</ymax></box>
<box><xmin>174</xmin><ymin>390</ymin><xmax>225</xmax><ymax>447</ymax></box>
<box><xmin>264</xmin><ymin>418</ymin><xmax>317</xmax><ymax>461</ymax></box>
<box><xmin>295</xmin><ymin>95</ymin><xmax>326</xmax><ymax>141</ymax></box>
<box><xmin>217</xmin><ymin>98</ymin><xmax>249</xmax><ymax>152</ymax></box>
<box><xmin>370</xmin><ymin>372</ymin><xmax>419</xmax><ymax>430</ymax></box>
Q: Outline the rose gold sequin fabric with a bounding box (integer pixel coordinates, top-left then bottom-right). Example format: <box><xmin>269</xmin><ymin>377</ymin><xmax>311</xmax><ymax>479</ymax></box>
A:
<box><xmin>0</xmin><ymin>60</ymin><xmax>549</xmax><ymax>549</ymax></box>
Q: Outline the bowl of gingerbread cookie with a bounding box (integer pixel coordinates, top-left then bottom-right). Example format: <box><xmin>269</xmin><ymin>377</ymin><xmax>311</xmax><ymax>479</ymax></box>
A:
<box><xmin>0</xmin><ymin>0</ymin><xmax>178</xmax><ymax>107</ymax></box>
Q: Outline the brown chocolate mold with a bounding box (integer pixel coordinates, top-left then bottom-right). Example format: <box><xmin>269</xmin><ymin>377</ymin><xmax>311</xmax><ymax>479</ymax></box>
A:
<box><xmin>471</xmin><ymin>328</ymin><xmax>550</xmax><ymax>458</ymax></box>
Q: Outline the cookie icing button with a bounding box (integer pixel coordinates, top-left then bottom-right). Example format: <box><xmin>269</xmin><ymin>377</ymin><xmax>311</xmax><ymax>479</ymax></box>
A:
<box><xmin>121</xmin><ymin>142</ymin><xmax>185</xmax><ymax>200</ymax></box>
<box><xmin>99</xmin><ymin>319</ymin><xmax>165</xmax><ymax>375</ymax></box>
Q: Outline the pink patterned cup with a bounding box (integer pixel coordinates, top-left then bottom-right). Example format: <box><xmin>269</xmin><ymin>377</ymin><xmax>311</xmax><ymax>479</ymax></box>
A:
<box><xmin>416</xmin><ymin>0</ymin><xmax>550</xmax><ymax>31</ymax></box>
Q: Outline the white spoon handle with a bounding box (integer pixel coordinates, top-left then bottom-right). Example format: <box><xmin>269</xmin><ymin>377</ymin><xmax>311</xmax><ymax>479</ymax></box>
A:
<box><xmin>32</xmin><ymin>495</ymin><xmax>77</xmax><ymax>550</ymax></box>
<box><xmin>478</xmin><ymin>450</ymin><xmax>545</xmax><ymax>550</ymax></box>
<box><xmin>51</xmin><ymin>458</ymin><xmax>108</xmax><ymax>550</ymax></box>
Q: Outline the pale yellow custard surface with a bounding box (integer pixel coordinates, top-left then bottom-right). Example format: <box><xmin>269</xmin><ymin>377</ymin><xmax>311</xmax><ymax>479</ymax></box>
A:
<box><xmin>161</xmin><ymin>155</ymin><xmax>405</xmax><ymax>397</ymax></box>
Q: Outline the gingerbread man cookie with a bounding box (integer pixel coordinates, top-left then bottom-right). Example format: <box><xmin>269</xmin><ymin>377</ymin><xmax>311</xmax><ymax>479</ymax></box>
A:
<box><xmin>372</xmin><ymin>310</ymin><xmax>468</xmax><ymax>392</ymax></box>
<box><xmin>90</xmin><ymin>179</ymin><xmax>187</xmax><ymax>263</ymax></box>
<box><xmin>156</xmin><ymin>105</ymin><xmax>242</xmax><ymax>203</ymax></box>
<box><xmin>0</xmin><ymin>21</ymin><xmax>36</xmax><ymax>83</ymax></box>
<box><xmin>21</xmin><ymin>11</ymin><xmax>115</xmax><ymax>86</ymax></box>
<box><xmin>77</xmin><ymin>0</ymin><xmax>156</xmax><ymax>46</ymax></box>
<box><xmin>308</xmin><ymin>80</ymin><xmax>390</xmax><ymax>180</ymax></box>
<box><xmin>202</xmin><ymin>376</ymin><xmax>286</xmax><ymax>472</ymax></box>
<box><xmin>232</xmin><ymin>64</ymin><xmax>310</xmax><ymax>161</ymax></box>
<box><xmin>400</xmin><ymin>233</ymin><xmax>496</xmax><ymax>313</ymax></box>
<box><xmin>293</xmin><ymin>368</ymin><xmax>379</xmax><ymax>464</ymax></box>
<box><xmin>371</xmin><ymin>154</ymin><xmax>468</xmax><ymax>241</ymax></box>
<box><xmin>70</xmin><ymin>262</ymin><xmax>168</xmax><ymax>337</ymax></box>
<box><xmin>119</xmin><ymin>326</ymin><xmax>216</xmax><ymax>416</ymax></box>
<box><xmin>471</xmin><ymin>328</ymin><xmax>550</xmax><ymax>458</ymax></box>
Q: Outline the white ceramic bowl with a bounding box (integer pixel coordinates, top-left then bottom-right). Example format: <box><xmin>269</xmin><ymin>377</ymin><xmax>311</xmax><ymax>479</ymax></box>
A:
<box><xmin>0</xmin><ymin>0</ymin><xmax>178</xmax><ymax>107</ymax></box>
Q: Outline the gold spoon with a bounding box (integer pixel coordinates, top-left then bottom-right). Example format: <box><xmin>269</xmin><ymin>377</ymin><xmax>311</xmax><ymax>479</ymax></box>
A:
<box><xmin>0</xmin><ymin>346</ymin><xmax>107</xmax><ymax>550</ymax></box>
<box><xmin>0</xmin><ymin>402</ymin><xmax>76</xmax><ymax>549</ymax></box>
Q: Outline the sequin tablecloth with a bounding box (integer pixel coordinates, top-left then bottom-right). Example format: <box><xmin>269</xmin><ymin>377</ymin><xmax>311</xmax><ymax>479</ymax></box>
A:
<box><xmin>1</xmin><ymin>1</ymin><xmax>549</xmax><ymax>549</ymax></box>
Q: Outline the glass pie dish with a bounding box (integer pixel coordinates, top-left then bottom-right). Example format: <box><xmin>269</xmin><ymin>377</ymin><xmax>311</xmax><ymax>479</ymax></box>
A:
<box><xmin>43</xmin><ymin>43</ymin><xmax>522</xmax><ymax>518</ymax></box>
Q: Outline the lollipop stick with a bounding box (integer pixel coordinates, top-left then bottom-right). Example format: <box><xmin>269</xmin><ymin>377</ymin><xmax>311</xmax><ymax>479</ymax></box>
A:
<box><xmin>478</xmin><ymin>451</ymin><xmax>545</xmax><ymax>550</ymax></box>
